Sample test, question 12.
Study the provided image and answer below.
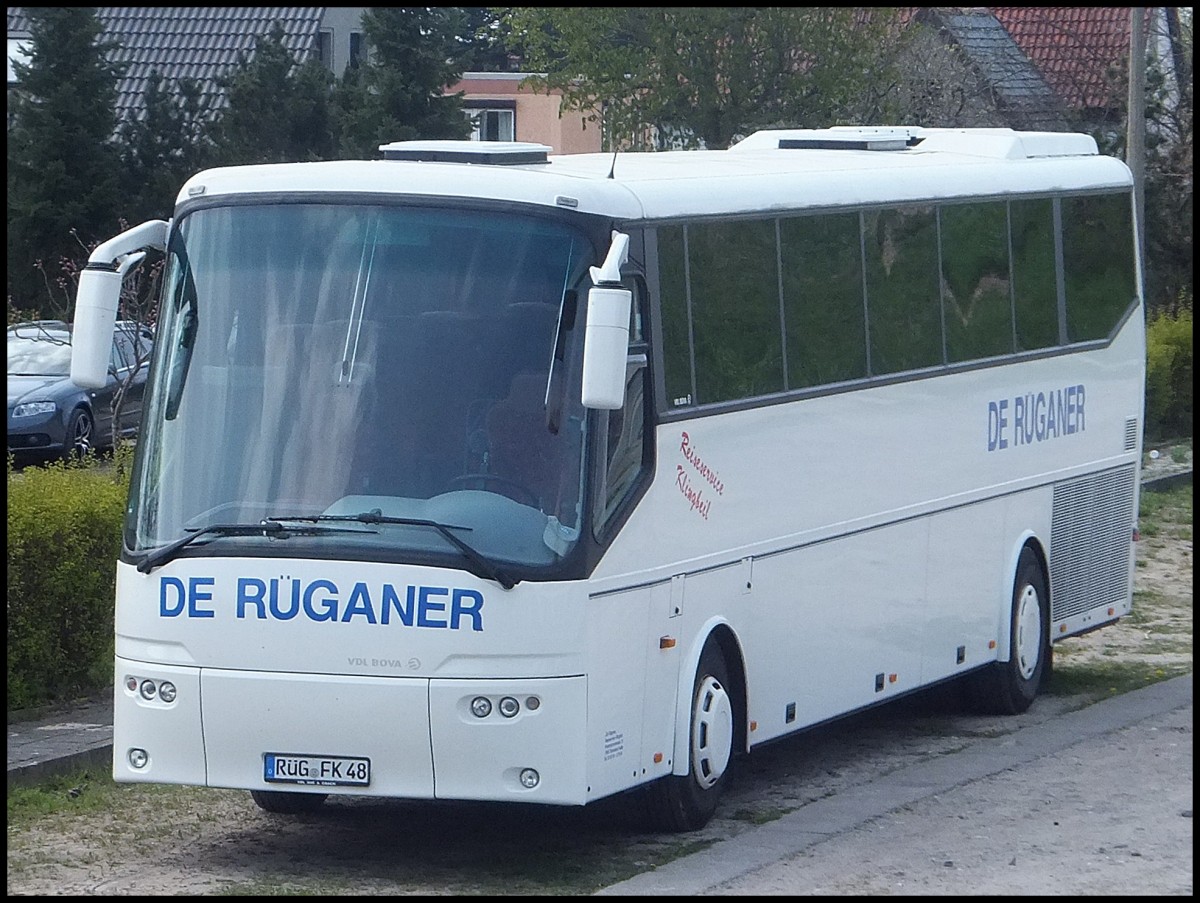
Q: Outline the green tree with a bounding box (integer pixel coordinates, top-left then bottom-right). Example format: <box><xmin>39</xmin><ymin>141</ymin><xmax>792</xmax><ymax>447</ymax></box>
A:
<box><xmin>209</xmin><ymin>22</ymin><xmax>336</xmax><ymax>165</ymax></box>
<box><xmin>455</xmin><ymin>7</ymin><xmax>516</xmax><ymax>71</ymax></box>
<box><xmin>503</xmin><ymin>7</ymin><xmax>905</xmax><ymax>150</ymax></box>
<box><xmin>7</xmin><ymin>7</ymin><xmax>124</xmax><ymax>316</ymax></box>
<box><xmin>119</xmin><ymin>73</ymin><xmax>216</xmax><ymax>222</ymax></box>
<box><xmin>335</xmin><ymin>7</ymin><xmax>472</xmax><ymax>159</ymax></box>
<box><xmin>1142</xmin><ymin>9</ymin><xmax>1192</xmax><ymax>314</ymax></box>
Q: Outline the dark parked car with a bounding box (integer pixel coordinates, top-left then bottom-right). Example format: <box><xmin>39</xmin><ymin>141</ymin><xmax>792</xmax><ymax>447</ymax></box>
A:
<box><xmin>7</xmin><ymin>319</ymin><xmax>154</xmax><ymax>463</ymax></box>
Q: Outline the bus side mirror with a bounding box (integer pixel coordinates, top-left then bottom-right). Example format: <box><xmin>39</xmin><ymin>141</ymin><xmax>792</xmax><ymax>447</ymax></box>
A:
<box><xmin>581</xmin><ymin>285</ymin><xmax>632</xmax><ymax>409</ymax></box>
<box><xmin>71</xmin><ymin>268</ymin><xmax>125</xmax><ymax>389</ymax></box>
<box><xmin>70</xmin><ymin>219</ymin><xmax>167</xmax><ymax>389</ymax></box>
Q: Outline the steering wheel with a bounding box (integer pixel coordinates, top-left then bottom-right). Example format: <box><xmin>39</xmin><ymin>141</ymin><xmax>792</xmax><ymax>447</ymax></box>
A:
<box><xmin>448</xmin><ymin>473</ymin><xmax>539</xmax><ymax>507</ymax></box>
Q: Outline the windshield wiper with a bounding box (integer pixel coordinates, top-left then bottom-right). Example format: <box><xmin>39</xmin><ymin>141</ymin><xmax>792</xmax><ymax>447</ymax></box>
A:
<box><xmin>137</xmin><ymin>521</ymin><xmax>371</xmax><ymax>574</ymax></box>
<box><xmin>267</xmin><ymin>510</ymin><xmax>519</xmax><ymax>590</ymax></box>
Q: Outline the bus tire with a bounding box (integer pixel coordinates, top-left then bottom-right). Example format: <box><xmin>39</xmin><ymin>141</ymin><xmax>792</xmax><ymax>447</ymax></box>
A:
<box><xmin>969</xmin><ymin>547</ymin><xmax>1051</xmax><ymax>715</ymax></box>
<box><xmin>250</xmin><ymin>789</ymin><xmax>328</xmax><ymax>815</ymax></box>
<box><xmin>643</xmin><ymin>639</ymin><xmax>735</xmax><ymax>832</ymax></box>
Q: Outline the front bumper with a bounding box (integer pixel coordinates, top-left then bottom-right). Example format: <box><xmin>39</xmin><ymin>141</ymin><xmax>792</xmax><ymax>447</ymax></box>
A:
<box><xmin>112</xmin><ymin>658</ymin><xmax>589</xmax><ymax>805</ymax></box>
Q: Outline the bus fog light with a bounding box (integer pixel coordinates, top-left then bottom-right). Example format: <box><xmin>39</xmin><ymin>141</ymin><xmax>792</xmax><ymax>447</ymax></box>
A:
<box><xmin>470</xmin><ymin>696</ymin><xmax>492</xmax><ymax>718</ymax></box>
<box><xmin>158</xmin><ymin>681</ymin><xmax>177</xmax><ymax>703</ymax></box>
<box><xmin>128</xmin><ymin>748</ymin><xmax>149</xmax><ymax>769</ymax></box>
<box><xmin>498</xmin><ymin>696</ymin><xmax>520</xmax><ymax>718</ymax></box>
<box><xmin>139</xmin><ymin>680</ymin><xmax>157</xmax><ymax>700</ymax></box>
<box><xmin>525</xmin><ymin>696</ymin><xmax>540</xmax><ymax>711</ymax></box>
<box><xmin>519</xmin><ymin>768</ymin><xmax>539</xmax><ymax>788</ymax></box>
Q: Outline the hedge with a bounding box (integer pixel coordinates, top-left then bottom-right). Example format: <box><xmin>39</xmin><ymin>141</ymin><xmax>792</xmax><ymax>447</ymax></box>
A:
<box><xmin>7</xmin><ymin>453</ymin><xmax>130</xmax><ymax>710</ymax></box>
<box><xmin>1144</xmin><ymin>302</ymin><xmax>1194</xmax><ymax>442</ymax></box>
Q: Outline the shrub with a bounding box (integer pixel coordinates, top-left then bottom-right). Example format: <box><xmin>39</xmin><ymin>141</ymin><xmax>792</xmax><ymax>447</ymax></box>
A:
<box><xmin>7</xmin><ymin>453</ymin><xmax>130</xmax><ymax>710</ymax></box>
<box><xmin>1144</xmin><ymin>301</ymin><xmax>1193</xmax><ymax>442</ymax></box>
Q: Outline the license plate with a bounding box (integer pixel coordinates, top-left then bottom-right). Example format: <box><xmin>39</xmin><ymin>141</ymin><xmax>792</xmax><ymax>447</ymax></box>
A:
<box><xmin>263</xmin><ymin>753</ymin><xmax>371</xmax><ymax>787</ymax></box>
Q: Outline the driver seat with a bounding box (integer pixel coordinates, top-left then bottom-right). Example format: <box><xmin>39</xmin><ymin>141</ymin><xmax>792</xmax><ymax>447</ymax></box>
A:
<box><xmin>483</xmin><ymin>371</ymin><xmax>560</xmax><ymax>509</ymax></box>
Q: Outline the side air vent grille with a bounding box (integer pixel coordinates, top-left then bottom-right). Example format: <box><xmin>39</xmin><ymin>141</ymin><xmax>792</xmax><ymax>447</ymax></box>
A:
<box><xmin>1050</xmin><ymin>466</ymin><xmax>1136</xmax><ymax>621</ymax></box>
<box><xmin>1124</xmin><ymin>417</ymin><xmax>1138</xmax><ymax>451</ymax></box>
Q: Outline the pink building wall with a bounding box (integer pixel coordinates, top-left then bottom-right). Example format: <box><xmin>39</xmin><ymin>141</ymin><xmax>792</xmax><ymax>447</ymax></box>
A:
<box><xmin>451</xmin><ymin>72</ymin><xmax>603</xmax><ymax>155</ymax></box>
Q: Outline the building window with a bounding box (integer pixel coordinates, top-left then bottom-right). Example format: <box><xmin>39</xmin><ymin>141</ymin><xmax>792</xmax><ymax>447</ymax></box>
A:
<box><xmin>349</xmin><ymin>32</ymin><xmax>365</xmax><ymax>69</ymax></box>
<box><xmin>465</xmin><ymin>108</ymin><xmax>515</xmax><ymax>142</ymax></box>
<box><xmin>316</xmin><ymin>29</ymin><xmax>333</xmax><ymax>71</ymax></box>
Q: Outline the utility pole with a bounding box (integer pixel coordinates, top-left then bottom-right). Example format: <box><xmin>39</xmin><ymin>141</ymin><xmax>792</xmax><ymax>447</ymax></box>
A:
<box><xmin>1127</xmin><ymin>8</ymin><xmax>1147</xmax><ymax>277</ymax></box>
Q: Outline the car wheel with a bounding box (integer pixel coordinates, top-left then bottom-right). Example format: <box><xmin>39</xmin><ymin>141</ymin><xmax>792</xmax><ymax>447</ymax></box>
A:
<box><xmin>63</xmin><ymin>407</ymin><xmax>94</xmax><ymax>461</ymax></box>
<box><xmin>642</xmin><ymin>639</ymin><xmax>736</xmax><ymax>832</ymax></box>
<box><xmin>250</xmin><ymin>789</ymin><xmax>328</xmax><ymax>814</ymax></box>
<box><xmin>967</xmin><ymin>546</ymin><xmax>1051</xmax><ymax>715</ymax></box>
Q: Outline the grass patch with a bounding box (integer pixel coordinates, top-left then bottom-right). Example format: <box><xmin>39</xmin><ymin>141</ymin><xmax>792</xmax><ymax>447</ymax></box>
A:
<box><xmin>1045</xmin><ymin>660</ymin><xmax>1190</xmax><ymax>697</ymax></box>
<box><xmin>7</xmin><ymin>767</ymin><xmax>121</xmax><ymax>823</ymax></box>
<box><xmin>1139</xmin><ymin>483</ymin><xmax>1193</xmax><ymax>525</ymax></box>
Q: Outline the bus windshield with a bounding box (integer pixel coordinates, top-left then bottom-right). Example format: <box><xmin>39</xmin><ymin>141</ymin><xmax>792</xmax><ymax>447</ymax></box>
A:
<box><xmin>129</xmin><ymin>202</ymin><xmax>596</xmax><ymax>575</ymax></box>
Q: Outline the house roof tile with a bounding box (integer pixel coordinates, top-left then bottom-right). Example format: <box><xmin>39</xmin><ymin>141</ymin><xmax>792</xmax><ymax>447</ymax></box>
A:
<box><xmin>922</xmin><ymin>8</ymin><xmax>1067</xmax><ymax>129</ymax></box>
<box><xmin>990</xmin><ymin>7</ymin><xmax>1150</xmax><ymax>110</ymax></box>
<box><xmin>9</xmin><ymin>7</ymin><xmax>326</xmax><ymax>123</ymax></box>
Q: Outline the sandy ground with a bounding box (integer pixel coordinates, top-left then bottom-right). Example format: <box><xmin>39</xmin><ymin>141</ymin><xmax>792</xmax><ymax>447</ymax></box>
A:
<box><xmin>6</xmin><ymin>462</ymin><xmax>1192</xmax><ymax>895</ymax></box>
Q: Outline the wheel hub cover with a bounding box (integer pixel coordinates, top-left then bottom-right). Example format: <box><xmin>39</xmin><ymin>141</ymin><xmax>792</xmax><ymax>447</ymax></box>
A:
<box><xmin>691</xmin><ymin>675</ymin><xmax>733</xmax><ymax>788</ymax></box>
<box><xmin>1015</xmin><ymin>584</ymin><xmax>1042</xmax><ymax>680</ymax></box>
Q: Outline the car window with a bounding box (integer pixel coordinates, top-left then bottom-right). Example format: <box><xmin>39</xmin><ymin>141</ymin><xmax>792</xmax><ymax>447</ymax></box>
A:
<box><xmin>111</xmin><ymin>338</ymin><xmax>128</xmax><ymax>372</ymax></box>
<box><xmin>112</xmin><ymin>332</ymin><xmax>140</xmax><ymax>371</ymax></box>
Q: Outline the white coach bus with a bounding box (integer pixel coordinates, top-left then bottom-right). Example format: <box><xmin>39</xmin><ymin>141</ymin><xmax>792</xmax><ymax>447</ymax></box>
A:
<box><xmin>71</xmin><ymin>126</ymin><xmax>1144</xmax><ymax>831</ymax></box>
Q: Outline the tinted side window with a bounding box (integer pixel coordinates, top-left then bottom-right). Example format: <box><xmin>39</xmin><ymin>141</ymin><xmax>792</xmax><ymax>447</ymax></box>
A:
<box><xmin>864</xmin><ymin>206</ymin><xmax>941</xmax><ymax>375</ymax></box>
<box><xmin>1009</xmin><ymin>198</ymin><xmax>1059</xmax><ymax>351</ymax></box>
<box><xmin>1062</xmin><ymin>192</ymin><xmax>1136</xmax><ymax>341</ymax></box>
<box><xmin>780</xmin><ymin>212</ymin><xmax>867</xmax><ymax>387</ymax></box>
<box><xmin>657</xmin><ymin>225</ymin><xmax>693</xmax><ymax>407</ymax></box>
<box><xmin>688</xmin><ymin>220</ymin><xmax>785</xmax><ymax>403</ymax></box>
<box><xmin>940</xmin><ymin>202</ymin><xmax>1013</xmax><ymax>362</ymax></box>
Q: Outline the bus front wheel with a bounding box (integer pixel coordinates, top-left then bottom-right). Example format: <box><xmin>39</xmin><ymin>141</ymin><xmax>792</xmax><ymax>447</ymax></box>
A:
<box><xmin>250</xmin><ymin>789</ymin><xmax>328</xmax><ymax>815</ymax></box>
<box><xmin>969</xmin><ymin>546</ymin><xmax>1051</xmax><ymax>715</ymax></box>
<box><xmin>643</xmin><ymin>640</ymin><xmax>735</xmax><ymax>832</ymax></box>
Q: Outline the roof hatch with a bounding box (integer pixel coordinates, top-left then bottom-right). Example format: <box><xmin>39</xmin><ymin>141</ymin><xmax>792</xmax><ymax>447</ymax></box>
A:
<box><xmin>379</xmin><ymin>140</ymin><xmax>552</xmax><ymax>165</ymax></box>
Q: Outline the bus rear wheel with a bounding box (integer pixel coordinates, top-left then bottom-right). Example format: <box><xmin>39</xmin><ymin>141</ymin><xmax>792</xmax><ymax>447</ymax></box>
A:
<box><xmin>250</xmin><ymin>789</ymin><xmax>328</xmax><ymax>815</ymax></box>
<box><xmin>643</xmin><ymin>640</ymin><xmax>735</xmax><ymax>832</ymax></box>
<box><xmin>968</xmin><ymin>546</ymin><xmax>1051</xmax><ymax>715</ymax></box>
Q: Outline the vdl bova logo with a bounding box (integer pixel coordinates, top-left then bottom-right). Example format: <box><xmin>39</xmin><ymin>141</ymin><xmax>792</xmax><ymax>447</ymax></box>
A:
<box><xmin>158</xmin><ymin>576</ymin><xmax>485</xmax><ymax>630</ymax></box>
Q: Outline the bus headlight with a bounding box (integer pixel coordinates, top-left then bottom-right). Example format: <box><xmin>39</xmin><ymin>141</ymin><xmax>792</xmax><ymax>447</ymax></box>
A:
<box><xmin>158</xmin><ymin>681</ymin><xmax>177</xmax><ymax>703</ymax></box>
<box><xmin>470</xmin><ymin>696</ymin><xmax>492</xmax><ymax>718</ymax></box>
<box><xmin>498</xmin><ymin>696</ymin><xmax>520</xmax><ymax>718</ymax></box>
